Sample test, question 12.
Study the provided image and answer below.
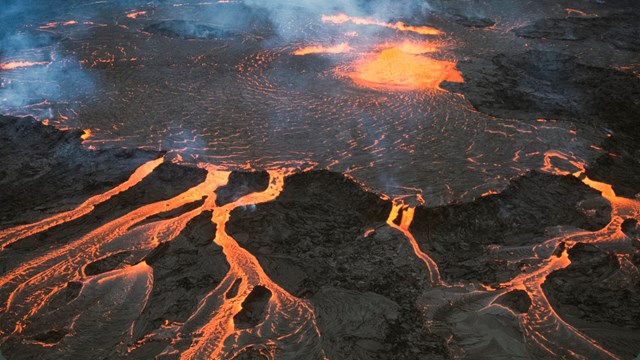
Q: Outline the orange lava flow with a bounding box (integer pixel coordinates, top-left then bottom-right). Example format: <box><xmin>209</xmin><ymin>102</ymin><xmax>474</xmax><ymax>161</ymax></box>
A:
<box><xmin>322</xmin><ymin>13</ymin><xmax>442</xmax><ymax>36</ymax></box>
<box><xmin>126</xmin><ymin>11</ymin><xmax>147</xmax><ymax>19</ymax></box>
<box><xmin>0</xmin><ymin>165</ymin><xmax>325</xmax><ymax>358</ymax></box>
<box><xmin>565</xmin><ymin>8</ymin><xmax>596</xmax><ymax>17</ymax></box>
<box><xmin>39</xmin><ymin>21</ymin><xmax>78</xmax><ymax>29</ymax></box>
<box><xmin>386</xmin><ymin>202</ymin><xmax>441</xmax><ymax>285</ymax></box>
<box><xmin>179</xmin><ymin>169</ymin><xmax>326</xmax><ymax>359</ymax></box>
<box><xmin>291</xmin><ymin>42</ymin><xmax>351</xmax><ymax>56</ymax></box>
<box><xmin>494</xmin><ymin>150</ymin><xmax>640</xmax><ymax>359</ymax></box>
<box><xmin>501</xmin><ymin>251</ymin><xmax>618</xmax><ymax>360</ymax></box>
<box><xmin>0</xmin><ymin>157</ymin><xmax>164</xmax><ymax>250</ymax></box>
<box><xmin>0</xmin><ymin>164</ymin><xmax>223</xmax><ymax>322</ymax></box>
<box><xmin>340</xmin><ymin>45</ymin><xmax>463</xmax><ymax>91</ymax></box>
<box><xmin>0</xmin><ymin>61</ymin><xmax>50</xmax><ymax>70</ymax></box>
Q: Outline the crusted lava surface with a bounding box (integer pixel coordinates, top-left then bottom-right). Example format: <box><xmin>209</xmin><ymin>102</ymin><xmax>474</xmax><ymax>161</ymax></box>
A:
<box><xmin>0</xmin><ymin>117</ymin><xmax>638</xmax><ymax>358</ymax></box>
<box><xmin>1</xmin><ymin>0</ymin><xmax>640</xmax><ymax>359</ymax></box>
<box><xmin>226</xmin><ymin>170</ymin><xmax>447</xmax><ymax>359</ymax></box>
<box><xmin>444</xmin><ymin>47</ymin><xmax>640</xmax><ymax>198</ymax></box>
<box><xmin>410</xmin><ymin>171</ymin><xmax>611</xmax><ymax>285</ymax></box>
<box><xmin>0</xmin><ymin>115</ymin><xmax>162</xmax><ymax>226</ymax></box>
<box><xmin>542</xmin><ymin>243</ymin><xmax>640</xmax><ymax>359</ymax></box>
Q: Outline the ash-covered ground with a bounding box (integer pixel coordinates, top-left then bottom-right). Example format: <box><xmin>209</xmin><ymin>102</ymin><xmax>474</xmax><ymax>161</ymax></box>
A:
<box><xmin>1</xmin><ymin>0</ymin><xmax>639</xmax><ymax>359</ymax></box>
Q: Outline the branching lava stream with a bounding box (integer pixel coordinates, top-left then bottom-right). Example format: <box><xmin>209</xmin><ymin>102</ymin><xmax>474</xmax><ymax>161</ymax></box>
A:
<box><xmin>0</xmin><ymin>162</ymin><xmax>327</xmax><ymax>359</ymax></box>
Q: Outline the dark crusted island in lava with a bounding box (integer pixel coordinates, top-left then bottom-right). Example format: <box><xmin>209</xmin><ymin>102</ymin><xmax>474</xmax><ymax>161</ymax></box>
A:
<box><xmin>1</xmin><ymin>0</ymin><xmax>640</xmax><ymax>359</ymax></box>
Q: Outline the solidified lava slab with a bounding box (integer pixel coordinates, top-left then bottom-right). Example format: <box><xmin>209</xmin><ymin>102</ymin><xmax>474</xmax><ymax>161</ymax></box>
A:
<box><xmin>215</xmin><ymin>170</ymin><xmax>270</xmax><ymax>206</ymax></box>
<box><xmin>513</xmin><ymin>12</ymin><xmax>640</xmax><ymax>51</ymax></box>
<box><xmin>410</xmin><ymin>171</ymin><xmax>611</xmax><ymax>285</ymax></box>
<box><xmin>494</xmin><ymin>290</ymin><xmax>531</xmax><ymax>314</ymax></box>
<box><xmin>225</xmin><ymin>169</ymin><xmax>612</xmax><ymax>358</ymax></box>
<box><xmin>453</xmin><ymin>15</ymin><xmax>495</xmax><ymax>28</ymax></box>
<box><xmin>143</xmin><ymin>20</ymin><xmax>233</xmax><ymax>39</ymax></box>
<box><xmin>0</xmin><ymin>115</ymin><xmax>162</xmax><ymax>226</ymax></box>
<box><xmin>443</xmin><ymin>49</ymin><xmax>640</xmax><ymax>198</ymax></box>
<box><xmin>226</xmin><ymin>171</ymin><xmax>448</xmax><ymax>359</ymax></box>
<box><xmin>542</xmin><ymin>243</ymin><xmax>640</xmax><ymax>359</ymax></box>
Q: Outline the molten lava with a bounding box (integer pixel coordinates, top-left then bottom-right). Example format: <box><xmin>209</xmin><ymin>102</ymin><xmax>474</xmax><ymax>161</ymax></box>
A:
<box><xmin>126</xmin><ymin>11</ymin><xmax>147</xmax><ymax>19</ymax></box>
<box><xmin>291</xmin><ymin>42</ymin><xmax>351</xmax><ymax>56</ymax></box>
<box><xmin>81</xmin><ymin>129</ymin><xmax>92</xmax><ymax>140</ymax></box>
<box><xmin>340</xmin><ymin>45</ymin><xmax>463</xmax><ymax>91</ymax></box>
<box><xmin>322</xmin><ymin>13</ymin><xmax>442</xmax><ymax>35</ymax></box>
<box><xmin>0</xmin><ymin>163</ymin><xmax>325</xmax><ymax>358</ymax></box>
<box><xmin>0</xmin><ymin>61</ymin><xmax>50</xmax><ymax>70</ymax></box>
<box><xmin>386</xmin><ymin>202</ymin><xmax>441</xmax><ymax>285</ymax></box>
<box><xmin>493</xmin><ymin>150</ymin><xmax>640</xmax><ymax>359</ymax></box>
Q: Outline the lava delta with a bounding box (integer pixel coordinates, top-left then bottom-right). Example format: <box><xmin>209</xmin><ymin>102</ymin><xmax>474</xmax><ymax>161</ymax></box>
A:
<box><xmin>0</xmin><ymin>0</ymin><xmax>639</xmax><ymax>359</ymax></box>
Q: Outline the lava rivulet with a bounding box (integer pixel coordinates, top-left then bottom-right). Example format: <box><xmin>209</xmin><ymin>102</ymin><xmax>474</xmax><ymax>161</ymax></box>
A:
<box><xmin>322</xmin><ymin>13</ymin><xmax>442</xmax><ymax>35</ymax></box>
<box><xmin>0</xmin><ymin>157</ymin><xmax>164</xmax><ymax>250</ymax></box>
<box><xmin>0</xmin><ymin>61</ymin><xmax>50</xmax><ymax>70</ymax></box>
<box><xmin>386</xmin><ymin>202</ymin><xmax>441</xmax><ymax>285</ymax></box>
<box><xmin>292</xmin><ymin>42</ymin><xmax>352</xmax><ymax>56</ymax></box>
<box><xmin>177</xmin><ymin>169</ymin><xmax>326</xmax><ymax>359</ymax></box>
<box><xmin>491</xmin><ymin>150</ymin><xmax>640</xmax><ymax>360</ymax></box>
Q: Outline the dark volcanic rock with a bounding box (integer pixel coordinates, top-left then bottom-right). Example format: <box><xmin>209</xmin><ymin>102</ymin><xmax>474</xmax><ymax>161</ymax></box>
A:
<box><xmin>514</xmin><ymin>12</ymin><xmax>640</xmax><ymax>51</ymax></box>
<box><xmin>409</xmin><ymin>171</ymin><xmax>611</xmax><ymax>285</ymax></box>
<box><xmin>215</xmin><ymin>170</ymin><xmax>270</xmax><ymax>206</ymax></box>
<box><xmin>443</xmin><ymin>50</ymin><xmax>640</xmax><ymax>197</ymax></box>
<box><xmin>494</xmin><ymin>290</ymin><xmax>531</xmax><ymax>314</ymax></box>
<box><xmin>31</xmin><ymin>328</ymin><xmax>67</xmax><ymax>344</ymax></box>
<box><xmin>584</xmin><ymin>135</ymin><xmax>640</xmax><ymax>198</ymax></box>
<box><xmin>233</xmin><ymin>285</ymin><xmax>272</xmax><ymax>329</ymax></box>
<box><xmin>144</xmin><ymin>20</ymin><xmax>232</xmax><ymax>39</ymax></box>
<box><xmin>227</xmin><ymin>170</ymin><xmax>446</xmax><ymax>359</ymax></box>
<box><xmin>0</xmin><ymin>115</ymin><xmax>162</xmax><ymax>226</ymax></box>
<box><xmin>542</xmin><ymin>243</ymin><xmax>640</xmax><ymax>359</ymax></box>
<box><xmin>83</xmin><ymin>251</ymin><xmax>133</xmax><ymax>276</ymax></box>
<box><xmin>444</xmin><ymin>50</ymin><xmax>640</xmax><ymax>133</ymax></box>
<box><xmin>131</xmin><ymin>198</ymin><xmax>206</xmax><ymax>230</ymax></box>
<box><xmin>454</xmin><ymin>15</ymin><xmax>495</xmax><ymax>28</ymax></box>
<box><xmin>622</xmin><ymin>218</ymin><xmax>639</xmax><ymax>242</ymax></box>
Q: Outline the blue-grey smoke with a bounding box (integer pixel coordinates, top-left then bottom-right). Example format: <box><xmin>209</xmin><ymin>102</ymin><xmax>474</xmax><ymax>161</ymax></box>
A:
<box><xmin>0</xmin><ymin>1</ymin><xmax>97</xmax><ymax>115</ymax></box>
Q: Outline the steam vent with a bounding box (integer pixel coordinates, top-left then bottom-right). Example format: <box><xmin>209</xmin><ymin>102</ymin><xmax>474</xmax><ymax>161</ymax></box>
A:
<box><xmin>1</xmin><ymin>0</ymin><xmax>640</xmax><ymax>359</ymax></box>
